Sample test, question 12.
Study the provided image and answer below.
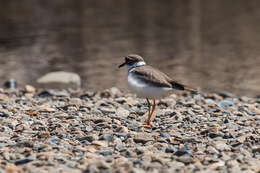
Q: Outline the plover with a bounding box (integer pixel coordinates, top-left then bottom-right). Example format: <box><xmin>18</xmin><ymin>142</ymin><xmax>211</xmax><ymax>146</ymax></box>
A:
<box><xmin>119</xmin><ymin>54</ymin><xmax>197</xmax><ymax>126</ymax></box>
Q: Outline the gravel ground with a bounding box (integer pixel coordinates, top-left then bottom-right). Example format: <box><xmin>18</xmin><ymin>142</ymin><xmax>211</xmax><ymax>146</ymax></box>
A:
<box><xmin>0</xmin><ymin>87</ymin><xmax>259</xmax><ymax>173</ymax></box>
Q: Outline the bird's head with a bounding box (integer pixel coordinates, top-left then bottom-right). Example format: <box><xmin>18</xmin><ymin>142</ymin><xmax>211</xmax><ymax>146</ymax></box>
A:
<box><xmin>118</xmin><ymin>54</ymin><xmax>145</xmax><ymax>69</ymax></box>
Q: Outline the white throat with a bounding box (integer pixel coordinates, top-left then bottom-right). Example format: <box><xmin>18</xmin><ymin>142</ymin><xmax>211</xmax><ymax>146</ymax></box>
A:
<box><xmin>127</xmin><ymin>61</ymin><xmax>146</xmax><ymax>71</ymax></box>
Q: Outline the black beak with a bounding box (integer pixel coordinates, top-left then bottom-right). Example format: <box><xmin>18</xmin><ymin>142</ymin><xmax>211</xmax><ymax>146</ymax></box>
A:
<box><xmin>118</xmin><ymin>62</ymin><xmax>126</xmax><ymax>68</ymax></box>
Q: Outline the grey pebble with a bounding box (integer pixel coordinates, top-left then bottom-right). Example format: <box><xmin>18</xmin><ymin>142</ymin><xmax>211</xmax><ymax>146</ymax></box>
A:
<box><xmin>218</xmin><ymin>100</ymin><xmax>234</xmax><ymax>109</ymax></box>
<box><xmin>47</xmin><ymin>137</ymin><xmax>60</xmax><ymax>145</ymax></box>
<box><xmin>97</xmin><ymin>148</ymin><xmax>114</xmax><ymax>156</ymax></box>
<box><xmin>0</xmin><ymin>113</ymin><xmax>9</xmax><ymax>118</ymax></box>
<box><xmin>100</xmin><ymin>134</ymin><xmax>114</xmax><ymax>142</ymax></box>
<box><xmin>165</xmin><ymin>146</ymin><xmax>177</xmax><ymax>153</ymax></box>
<box><xmin>160</xmin><ymin>132</ymin><xmax>171</xmax><ymax>138</ymax></box>
<box><xmin>15</xmin><ymin>157</ymin><xmax>35</xmax><ymax>165</ymax></box>
<box><xmin>174</xmin><ymin>145</ymin><xmax>192</xmax><ymax>157</ymax></box>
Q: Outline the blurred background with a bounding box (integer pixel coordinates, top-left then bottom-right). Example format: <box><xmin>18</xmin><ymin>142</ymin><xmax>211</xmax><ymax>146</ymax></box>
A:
<box><xmin>0</xmin><ymin>0</ymin><xmax>259</xmax><ymax>96</ymax></box>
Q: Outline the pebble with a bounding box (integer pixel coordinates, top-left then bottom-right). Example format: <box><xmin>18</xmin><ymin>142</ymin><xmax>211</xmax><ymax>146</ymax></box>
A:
<box><xmin>15</xmin><ymin>157</ymin><xmax>35</xmax><ymax>165</ymax></box>
<box><xmin>214</xmin><ymin>141</ymin><xmax>231</xmax><ymax>151</ymax></box>
<box><xmin>99</xmin><ymin>107</ymin><xmax>116</xmax><ymax>114</ymax></box>
<box><xmin>0</xmin><ymin>113</ymin><xmax>9</xmax><ymax>118</ymax></box>
<box><xmin>133</xmin><ymin>133</ymin><xmax>153</xmax><ymax>144</ymax></box>
<box><xmin>218</xmin><ymin>100</ymin><xmax>234</xmax><ymax>109</ymax></box>
<box><xmin>116</xmin><ymin>107</ymin><xmax>130</xmax><ymax>118</ymax></box>
<box><xmin>97</xmin><ymin>148</ymin><xmax>113</xmax><ymax>156</ymax></box>
<box><xmin>165</xmin><ymin>146</ymin><xmax>177</xmax><ymax>153</ymax></box>
<box><xmin>174</xmin><ymin>145</ymin><xmax>192</xmax><ymax>157</ymax></box>
<box><xmin>100</xmin><ymin>134</ymin><xmax>114</xmax><ymax>142</ymax></box>
<box><xmin>3</xmin><ymin>79</ymin><xmax>17</xmax><ymax>89</ymax></box>
<box><xmin>115</xmin><ymin>126</ymin><xmax>128</xmax><ymax>133</ymax></box>
<box><xmin>25</xmin><ymin>85</ymin><xmax>36</xmax><ymax>93</ymax></box>
<box><xmin>92</xmin><ymin>140</ymin><xmax>109</xmax><ymax>147</ymax></box>
<box><xmin>38</xmin><ymin>89</ymin><xmax>70</xmax><ymax>97</ymax></box>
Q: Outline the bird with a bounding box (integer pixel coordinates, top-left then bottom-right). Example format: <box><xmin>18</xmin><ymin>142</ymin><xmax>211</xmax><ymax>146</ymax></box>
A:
<box><xmin>118</xmin><ymin>54</ymin><xmax>197</xmax><ymax>127</ymax></box>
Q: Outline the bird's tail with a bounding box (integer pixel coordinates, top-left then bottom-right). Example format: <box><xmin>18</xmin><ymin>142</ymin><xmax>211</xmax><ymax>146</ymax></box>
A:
<box><xmin>184</xmin><ymin>86</ymin><xmax>198</xmax><ymax>94</ymax></box>
<box><xmin>171</xmin><ymin>81</ymin><xmax>198</xmax><ymax>94</ymax></box>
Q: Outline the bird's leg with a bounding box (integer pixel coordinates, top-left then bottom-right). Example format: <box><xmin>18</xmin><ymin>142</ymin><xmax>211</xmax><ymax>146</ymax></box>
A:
<box><xmin>147</xmin><ymin>99</ymin><xmax>156</xmax><ymax>126</ymax></box>
<box><xmin>146</xmin><ymin>98</ymin><xmax>151</xmax><ymax>116</ymax></box>
<box><xmin>138</xmin><ymin>98</ymin><xmax>153</xmax><ymax>128</ymax></box>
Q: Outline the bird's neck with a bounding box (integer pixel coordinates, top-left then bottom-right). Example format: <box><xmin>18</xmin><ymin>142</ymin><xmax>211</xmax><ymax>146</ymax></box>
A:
<box><xmin>127</xmin><ymin>61</ymin><xmax>146</xmax><ymax>72</ymax></box>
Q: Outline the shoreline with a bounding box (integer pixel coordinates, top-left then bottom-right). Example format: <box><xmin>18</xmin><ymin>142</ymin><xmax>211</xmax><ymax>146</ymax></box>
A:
<box><xmin>0</xmin><ymin>87</ymin><xmax>259</xmax><ymax>172</ymax></box>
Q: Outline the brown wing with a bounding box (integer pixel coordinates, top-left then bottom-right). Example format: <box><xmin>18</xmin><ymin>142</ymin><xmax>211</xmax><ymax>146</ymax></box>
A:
<box><xmin>132</xmin><ymin>65</ymin><xmax>198</xmax><ymax>92</ymax></box>
<box><xmin>131</xmin><ymin>65</ymin><xmax>182</xmax><ymax>89</ymax></box>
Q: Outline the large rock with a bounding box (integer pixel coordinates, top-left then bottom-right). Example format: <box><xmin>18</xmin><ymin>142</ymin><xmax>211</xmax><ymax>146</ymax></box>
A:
<box><xmin>37</xmin><ymin>71</ymin><xmax>81</xmax><ymax>89</ymax></box>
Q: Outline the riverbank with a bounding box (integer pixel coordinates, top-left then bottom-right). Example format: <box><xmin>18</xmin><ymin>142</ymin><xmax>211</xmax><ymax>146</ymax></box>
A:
<box><xmin>0</xmin><ymin>87</ymin><xmax>259</xmax><ymax>172</ymax></box>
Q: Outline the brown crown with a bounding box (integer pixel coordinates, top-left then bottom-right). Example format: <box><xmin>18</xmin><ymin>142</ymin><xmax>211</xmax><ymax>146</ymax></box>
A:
<box><xmin>125</xmin><ymin>54</ymin><xmax>144</xmax><ymax>65</ymax></box>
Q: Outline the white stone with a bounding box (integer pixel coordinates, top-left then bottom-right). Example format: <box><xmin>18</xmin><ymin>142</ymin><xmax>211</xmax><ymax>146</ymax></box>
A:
<box><xmin>37</xmin><ymin>71</ymin><xmax>81</xmax><ymax>89</ymax></box>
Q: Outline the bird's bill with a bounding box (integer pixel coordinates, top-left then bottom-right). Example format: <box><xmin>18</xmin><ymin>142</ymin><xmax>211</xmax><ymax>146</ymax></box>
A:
<box><xmin>118</xmin><ymin>62</ymin><xmax>126</xmax><ymax>68</ymax></box>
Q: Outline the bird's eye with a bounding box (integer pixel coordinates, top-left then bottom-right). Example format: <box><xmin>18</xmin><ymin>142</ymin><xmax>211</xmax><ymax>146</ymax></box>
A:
<box><xmin>125</xmin><ymin>57</ymin><xmax>132</xmax><ymax>62</ymax></box>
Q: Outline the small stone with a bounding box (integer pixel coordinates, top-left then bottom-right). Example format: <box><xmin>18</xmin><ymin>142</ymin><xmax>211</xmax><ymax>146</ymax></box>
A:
<box><xmin>0</xmin><ymin>93</ymin><xmax>8</xmax><ymax>101</ymax></box>
<box><xmin>38</xmin><ymin>89</ymin><xmax>70</xmax><ymax>97</ymax></box>
<box><xmin>128</xmin><ymin>168</ymin><xmax>146</xmax><ymax>173</ymax></box>
<box><xmin>192</xmin><ymin>105</ymin><xmax>201</xmax><ymax>110</ymax></box>
<box><xmin>92</xmin><ymin>140</ymin><xmax>108</xmax><ymax>147</ymax></box>
<box><xmin>77</xmin><ymin>135</ymin><xmax>97</xmax><ymax>143</ymax></box>
<box><xmin>226</xmin><ymin>159</ymin><xmax>239</xmax><ymax>167</ymax></box>
<box><xmin>0</xmin><ymin>113</ymin><xmax>9</xmax><ymax>118</ymax></box>
<box><xmin>167</xmin><ymin>161</ymin><xmax>185</xmax><ymax>169</ymax></box>
<box><xmin>15</xmin><ymin>157</ymin><xmax>35</xmax><ymax>165</ymax></box>
<box><xmin>223</xmin><ymin>118</ymin><xmax>229</xmax><ymax>123</ymax></box>
<box><xmin>47</xmin><ymin>137</ymin><xmax>60</xmax><ymax>145</ymax></box>
<box><xmin>133</xmin><ymin>133</ymin><xmax>153</xmax><ymax>144</ymax></box>
<box><xmin>69</xmin><ymin>98</ymin><xmax>82</xmax><ymax>106</ymax></box>
<box><xmin>5</xmin><ymin>166</ymin><xmax>22</xmax><ymax>173</ymax></box>
<box><xmin>100</xmin><ymin>134</ymin><xmax>114</xmax><ymax>142</ymax></box>
<box><xmin>80</xmin><ymin>91</ymin><xmax>96</xmax><ymax>99</ymax></box>
<box><xmin>116</xmin><ymin>107</ymin><xmax>130</xmax><ymax>118</ymax></box>
<box><xmin>160</xmin><ymin>132</ymin><xmax>171</xmax><ymax>138</ymax></box>
<box><xmin>208</xmin><ymin>132</ymin><xmax>221</xmax><ymax>139</ymax></box>
<box><xmin>252</xmin><ymin>146</ymin><xmax>260</xmax><ymax>153</ymax></box>
<box><xmin>204</xmin><ymin>99</ymin><xmax>216</xmax><ymax>104</ymax></box>
<box><xmin>81</xmin><ymin>125</ymin><xmax>93</xmax><ymax>132</ymax></box>
<box><xmin>206</xmin><ymin>146</ymin><xmax>219</xmax><ymax>154</ymax></box>
<box><xmin>3</xmin><ymin>79</ymin><xmax>17</xmax><ymax>89</ymax></box>
<box><xmin>114</xmin><ymin>139</ymin><xmax>126</xmax><ymax>152</ymax></box>
<box><xmin>114</xmin><ymin>133</ymin><xmax>127</xmax><ymax>139</ymax></box>
<box><xmin>25</xmin><ymin>85</ymin><xmax>36</xmax><ymax>93</ymax></box>
<box><xmin>109</xmin><ymin>87</ymin><xmax>122</xmax><ymax>97</ymax></box>
<box><xmin>165</xmin><ymin>146</ymin><xmax>177</xmax><ymax>153</ymax></box>
<box><xmin>97</xmin><ymin>148</ymin><xmax>113</xmax><ymax>156</ymax></box>
<box><xmin>214</xmin><ymin>141</ymin><xmax>230</xmax><ymax>151</ymax></box>
<box><xmin>38</xmin><ymin>105</ymin><xmax>56</xmax><ymax>112</ymax></box>
<box><xmin>99</xmin><ymin>107</ymin><xmax>116</xmax><ymax>114</ymax></box>
<box><xmin>176</xmin><ymin>156</ymin><xmax>195</xmax><ymax>164</ymax></box>
<box><xmin>218</xmin><ymin>100</ymin><xmax>234</xmax><ymax>109</ymax></box>
<box><xmin>207</xmin><ymin>160</ymin><xmax>225</xmax><ymax>169</ymax></box>
<box><xmin>153</xmin><ymin>142</ymin><xmax>168</xmax><ymax>151</ymax></box>
<box><xmin>174</xmin><ymin>145</ymin><xmax>192</xmax><ymax>157</ymax></box>
<box><xmin>84</xmin><ymin>165</ymin><xmax>99</xmax><ymax>173</ymax></box>
<box><xmin>115</xmin><ymin>97</ymin><xmax>127</xmax><ymax>104</ymax></box>
<box><xmin>115</xmin><ymin>126</ymin><xmax>128</xmax><ymax>133</ymax></box>
<box><xmin>125</xmin><ymin>97</ymin><xmax>139</xmax><ymax>106</ymax></box>
<box><xmin>2</xmin><ymin>152</ymin><xmax>10</xmax><ymax>160</ymax></box>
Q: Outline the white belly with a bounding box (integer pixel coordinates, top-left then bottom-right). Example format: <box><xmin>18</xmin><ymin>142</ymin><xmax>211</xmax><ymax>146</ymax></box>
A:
<box><xmin>127</xmin><ymin>73</ymin><xmax>172</xmax><ymax>99</ymax></box>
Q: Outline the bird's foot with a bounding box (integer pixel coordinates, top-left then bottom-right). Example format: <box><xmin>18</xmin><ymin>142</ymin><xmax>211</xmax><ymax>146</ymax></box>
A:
<box><xmin>138</xmin><ymin>122</ymin><xmax>153</xmax><ymax>128</ymax></box>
